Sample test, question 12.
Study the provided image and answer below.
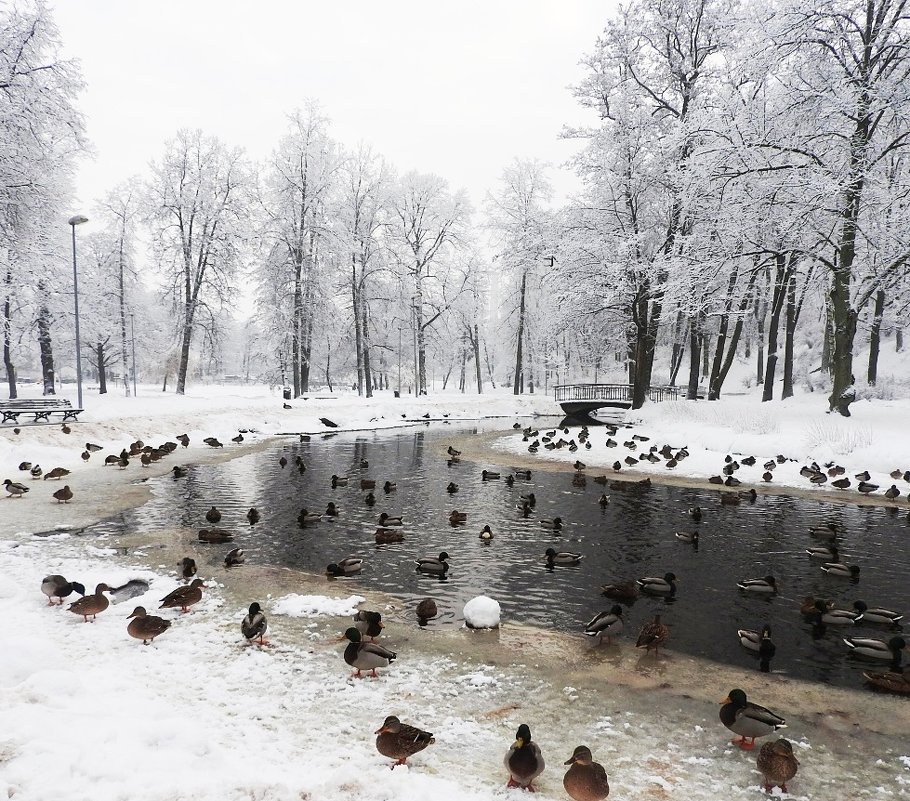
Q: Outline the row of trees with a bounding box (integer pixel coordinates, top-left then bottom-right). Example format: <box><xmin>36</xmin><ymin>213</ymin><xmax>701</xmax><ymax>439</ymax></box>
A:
<box><xmin>2</xmin><ymin>1</ymin><xmax>908</xmax><ymax>412</ymax></box>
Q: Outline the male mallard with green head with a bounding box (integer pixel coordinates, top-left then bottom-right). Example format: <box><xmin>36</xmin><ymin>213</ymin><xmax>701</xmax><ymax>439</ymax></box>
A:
<box><xmin>241</xmin><ymin>602</ymin><xmax>269</xmax><ymax>645</ymax></box>
<box><xmin>342</xmin><ymin>626</ymin><xmax>396</xmax><ymax>678</ymax></box>
<box><xmin>504</xmin><ymin>723</ymin><xmax>544</xmax><ymax>791</ymax></box>
<box><xmin>41</xmin><ymin>575</ymin><xmax>86</xmax><ymax>606</ymax></box>
<box><xmin>719</xmin><ymin>688</ymin><xmax>786</xmax><ymax>750</ymax></box>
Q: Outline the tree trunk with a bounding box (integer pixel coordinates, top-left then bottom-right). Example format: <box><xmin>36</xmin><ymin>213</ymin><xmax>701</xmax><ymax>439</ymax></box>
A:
<box><xmin>97</xmin><ymin>341</ymin><xmax>108</xmax><ymax>394</ymax></box>
<box><xmin>352</xmin><ymin>254</ymin><xmax>364</xmax><ymax>396</ymax></box>
<box><xmin>176</xmin><ymin>316</ymin><xmax>193</xmax><ymax>395</ymax></box>
<box><xmin>709</xmin><ymin>267</ymin><xmax>757</xmax><ymax>400</ymax></box>
<box><xmin>117</xmin><ymin>233</ymin><xmax>130</xmax><ymax>397</ymax></box>
<box><xmin>361</xmin><ymin>294</ymin><xmax>373</xmax><ymax>398</ymax></box>
<box><xmin>3</xmin><ymin>265</ymin><xmax>16</xmax><ymax>399</ymax></box>
<box><xmin>325</xmin><ymin>336</ymin><xmax>333</xmax><ymax>392</ymax></box>
<box><xmin>36</xmin><ymin>283</ymin><xmax>55</xmax><ymax>396</ymax></box>
<box><xmin>668</xmin><ymin>310</ymin><xmax>685</xmax><ymax>384</ymax></box>
<box><xmin>896</xmin><ymin>328</ymin><xmax>903</xmax><ymax>352</ymax></box>
<box><xmin>782</xmin><ymin>269</ymin><xmax>797</xmax><ymax>400</ymax></box>
<box><xmin>513</xmin><ymin>270</ymin><xmax>526</xmax><ymax>395</ymax></box>
<box><xmin>292</xmin><ymin>256</ymin><xmax>303</xmax><ymax>398</ymax></box>
<box><xmin>484</xmin><ymin>340</ymin><xmax>497</xmax><ymax>389</ymax></box>
<box><xmin>867</xmin><ymin>287</ymin><xmax>885</xmax><ymax>386</ymax></box>
<box><xmin>755</xmin><ymin>290</ymin><xmax>766</xmax><ymax>386</ymax></box>
<box><xmin>761</xmin><ymin>254</ymin><xmax>792</xmax><ymax>402</ymax></box>
<box><xmin>473</xmin><ymin>323</ymin><xmax>482</xmax><ymax>394</ymax></box>
<box><xmin>686</xmin><ymin>316</ymin><xmax>700</xmax><ymax>400</ymax></box>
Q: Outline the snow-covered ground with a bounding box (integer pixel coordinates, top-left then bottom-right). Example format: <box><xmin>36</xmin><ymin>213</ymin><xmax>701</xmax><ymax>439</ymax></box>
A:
<box><xmin>2</xmin><ymin>382</ymin><xmax>910</xmax><ymax>800</ymax></box>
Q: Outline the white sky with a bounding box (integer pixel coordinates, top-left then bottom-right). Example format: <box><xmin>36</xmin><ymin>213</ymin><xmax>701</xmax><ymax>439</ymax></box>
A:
<box><xmin>51</xmin><ymin>0</ymin><xmax>612</xmax><ymax>214</ymax></box>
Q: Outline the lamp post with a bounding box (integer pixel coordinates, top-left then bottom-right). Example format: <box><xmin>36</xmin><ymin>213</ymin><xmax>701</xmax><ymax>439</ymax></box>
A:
<box><xmin>130</xmin><ymin>312</ymin><xmax>137</xmax><ymax>397</ymax></box>
<box><xmin>68</xmin><ymin>214</ymin><xmax>88</xmax><ymax>409</ymax></box>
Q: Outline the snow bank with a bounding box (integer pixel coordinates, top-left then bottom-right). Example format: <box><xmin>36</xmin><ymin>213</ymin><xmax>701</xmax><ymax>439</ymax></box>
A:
<box><xmin>272</xmin><ymin>593</ymin><xmax>365</xmax><ymax>617</ymax></box>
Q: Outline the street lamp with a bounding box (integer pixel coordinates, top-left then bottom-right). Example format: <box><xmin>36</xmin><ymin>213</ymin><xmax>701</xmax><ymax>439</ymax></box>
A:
<box><xmin>130</xmin><ymin>312</ymin><xmax>138</xmax><ymax>397</ymax></box>
<box><xmin>68</xmin><ymin>214</ymin><xmax>88</xmax><ymax>409</ymax></box>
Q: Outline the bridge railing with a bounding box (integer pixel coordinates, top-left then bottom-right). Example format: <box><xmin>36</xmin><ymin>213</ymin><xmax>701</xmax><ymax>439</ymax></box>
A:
<box><xmin>554</xmin><ymin>384</ymin><xmax>680</xmax><ymax>403</ymax></box>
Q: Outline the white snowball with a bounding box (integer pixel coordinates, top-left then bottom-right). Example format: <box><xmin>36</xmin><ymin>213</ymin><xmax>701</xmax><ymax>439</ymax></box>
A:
<box><xmin>463</xmin><ymin>595</ymin><xmax>501</xmax><ymax>629</ymax></box>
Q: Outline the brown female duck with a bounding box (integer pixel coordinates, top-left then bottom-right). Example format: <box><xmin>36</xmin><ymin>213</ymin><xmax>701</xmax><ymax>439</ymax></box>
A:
<box><xmin>563</xmin><ymin>745</ymin><xmax>610</xmax><ymax>801</ymax></box>
<box><xmin>67</xmin><ymin>583</ymin><xmax>112</xmax><ymax>622</ymax></box>
<box><xmin>127</xmin><ymin>607</ymin><xmax>171</xmax><ymax>644</ymax></box>
<box><xmin>159</xmin><ymin>578</ymin><xmax>205</xmax><ymax>613</ymax></box>
<box><xmin>756</xmin><ymin>738</ymin><xmax>799</xmax><ymax>793</ymax></box>
<box><xmin>374</xmin><ymin>715</ymin><xmax>435</xmax><ymax>766</ymax></box>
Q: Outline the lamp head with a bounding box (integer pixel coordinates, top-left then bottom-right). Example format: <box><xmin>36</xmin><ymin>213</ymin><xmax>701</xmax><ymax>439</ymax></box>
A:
<box><xmin>68</xmin><ymin>214</ymin><xmax>88</xmax><ymax>226</ymax></box>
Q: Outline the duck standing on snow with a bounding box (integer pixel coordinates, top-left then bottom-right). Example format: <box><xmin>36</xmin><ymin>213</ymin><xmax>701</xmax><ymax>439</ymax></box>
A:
<box><xmin>563</xmin><ymin>745</ymin><xmax>610</xmax><ymax>801</ymax></box>
<box><xmin>3</xmin><ymin>479</ymin><xmax>29</xmax><ymax>497</ymax></box>
<box><xmin>374</xmin><ymin>715</ymin><xmax>435</xmax><ymax>767</ymax></box>
<box><xmin>756</xmin><ymin>738</ymin><xmax>799</xmax><ymax>793</ymax></box>
<box><xmin>342</xmin><ymin>626</ymin><xmax>396</xmax><ymax>678</ymax></box>
<box><xmin>241</xmin><ymin>602</ymin><xmax>269</xmax><ymax>645</ymax></box>
<box><xmin>584</xmin><ymin>605</ymin><xmax>624</xmax><ymax>645</ymax></box>
<box><xmin>180</xmin><ymin>557</ymin><xmax>197</xmax><ymax>579</ymax></box>
<box><xmin>67</xmin><ymin>583</ymin><xmax>112</xmax><ymax>622</ymax></box>
<box><xmin>719</xmin><ymin>688</ymin><xmax>786</xmax><ymax>750</ymax></box>
<box><xmin>159</xmin><ymin>578</ymin><xmax>205</xmax><ymax>613</ymax></box>
<box><xmin>504</xmin><ymin>723</ymin><xmax>544</xmax><ymax>791</ymax></box>
<box><xmin>126</xmin><ymin>607</ymin><xmax>171</xmax><ymax>644</ymax></box>
<box><xmin>41</xmin><ymin>575</ymin><xmax>86</xmax><ymax>605</ymax></box>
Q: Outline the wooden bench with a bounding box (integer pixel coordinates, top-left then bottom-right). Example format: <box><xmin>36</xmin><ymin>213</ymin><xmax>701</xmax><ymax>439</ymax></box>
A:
<box><xmin>0</xmin><ymin>398</ymin><xmax>83</xmax><ymax>424</ymax></box>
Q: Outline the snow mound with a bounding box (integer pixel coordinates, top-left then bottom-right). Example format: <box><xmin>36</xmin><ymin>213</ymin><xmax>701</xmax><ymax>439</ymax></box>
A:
<box><xmin>463</xmin><ymin>595</ymin><xmax>500</xmax><ymax>629</ymax></box>
<box><xmin>272</xmin><ymin>593</ymin><xmax>365</xmax><ymax>617</ymax></box>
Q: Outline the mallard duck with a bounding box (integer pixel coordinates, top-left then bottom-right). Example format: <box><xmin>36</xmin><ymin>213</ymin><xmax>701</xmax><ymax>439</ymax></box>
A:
<box><xmin>383</xmin><ymin>481</ymin><xmax>397</xmax><ymax>493</ymax></box>
<box><xmin>67</xmin><ymin>583</ymin><xmax>112</xmax><ymax>622</ymax></box>
<box><xmin>719</xmin><ymin>688</ymin><xmax>786</xmax><ymax>749</ymax></box>
<box><xmin>203</xmin><ymin>437</ymin><xmax>223</xmax><ymax>448</ymax></box>
<box><xmin>598</xmin><ymin>493</ymin><xmax>610</xmax><ymax>507</ymax></box>
<box><xmin>843</xmin><ymin>635</ymin><xmax>906</xmax><ymax>660</ymax></box>
<box><xmin>821</xmin><ymin>562</ymin><xmax>860</xmax><ymax>578</ymax></box>
<box><xmin>224</xmin><ymin>547</ymin><xmax>245</xmax><ymax>567</ymax></box>
<box><xmin>360</xmin><ymin>479</ymin><xmax>376</xmax><ymax>490</ymax></box>
<box><xmin>326</xmin><ymin>557</ymin><xmax>362</xmax><ymax>577</ymax></box>
<box><xmin>852</xmin><ymin>600</ymin><xmax>903</xmax><ymax>626</ymax></box>
<box><xmin>811</xmin><ymin>599</ymin><xmax>859</xmax><ymax>625</ymax></box>
<box><xmin>449</xmin><ymin>510</ymin><xmax>467</xmax><ymax>524</ymax></box>
<box><xmin>126</xmin><ymin>606</ymin><xmax>171</xmax><ymax>644</ymax></box>
<box><xmin>353</xmin><ymin>610</ymin><xmax>383</xmax><ymax>639</ymax></box>
<box><xmin>198</xmin><ymin>528</ymin><xmax>232</xmax><ymax>543</ymax></box>
<box><xmin>364</xmin><ymin>492</ymin><xmax>376</xmax><ymax>506</ymax></box>
<box><xmin>41</xmin><ymin>575</ymin><xmax>86</xmax><ymax>605</ymax></box>
<box><xmin>172</xmin><ymin>465</ymin><xmax>188</xmax><ymax>478</ymax></box>
<box><xmin>246</xmin><ymin>507</ymin><xmax>260</xmax><ymax>524</ymax></box>
<box><xmin>756</xmin><ymin>738</ymin><xmax>799</xmax><ymax>793</ymax></box>
<box><xmin>675</xmin><ymin>530</ymin><xmax>698</xmax><ymax>544</ymax></box>
<box><xmin>205</xmin><ymin>506</ymin><xmax>222</xmax><ymax>524</ymax></box>
<box><xmin>342</xmin><ymin>626</ymin><xmax>396</xmax><ymax>677</ymax></box>
<box><xmin>416</xmin><ymin>551</ymin><xmax>450</xmax><ymax>574</ymax></box>
<box><xmin>180</xmin><ymin>557</ymin><xmax>197</xmax><ymax>579</ymax></box>
<box><xmin>584</xmin><ymin>605</ymin><xmax>624</xmax><ymax>644</ymax></box>
<box><xmin>737</xmin><ymin>575</ymin><xmax>777</xmax><ymax>594</ymax></box>
<box><xmin>863</xmin><ymin>669</ymin><xmax>910</xmax><ymax>694</ymax></box>
<box><xmin>637</xmin><ymin>572</ymin><xmax>677</xmax><ymax>596</ymax></box>
<box><xmin>479</xmin><ymin>525</ymin><xmax>494</xmax><ymax>541</ymax></box>
<box><xmin>540</xmin><ymin>516</ymin><xmax>563</xmax><ymax>530</ymax></box>
<box><xmin>563</xmin><ymin>745</ymin><xmax>610</xmax><ymax>801</ymax></box>
<box><xmin>520</xmin><ymin>492</ymin><xmax>536</xmax><ymax>506</ymax></box>
<box><xmin>636</xmin><ymin>614</ymin><xmax>669</xmax><ymax>653</ymax></box>
<box><xmin>446</xmin><ymin>482</ymin><xmax>458</xmax><ymax>493</ymax></box>
<box><xmin>378</xmin><ymin>513</ymin><xmax>403</xmax><ymax>526</ymax></box>
<box><xmin>514</xmin><ymin>469</ymin><xmax>532</xmax><ymax>480</ymax></box>
<box><xmin>374</xmin><ymin>715</ymin><xmax>435</xmax><ymax>766</ymax></box>
<box><xmin>241</xmin><ymin>602</ymin><xmax>269</xmax><ymax>644</ymax></box>
<box><xmin>545</xmin><ymin>548</ymin><xmax>582</xmax><ymax>566</ymax></box>
<box><xmin>481</xmin><ymin>470</ymin><xmax>500</xmax><ymax>480</ymax></box>
<box><xmin>447</xmin><ymin>445</ymin><xmax>461</xmax><ymax>457</ymax></box>
<box><xmin>688</xmin><ymin>506</ymin><xmax>702</xmax><ymax>521</ymax></box>
<box><xmin>375</xmin><ymin>527</ymin><xmax>404</xmax><ymax>544</ymax></box>
<box><xmin>51</xmin><ymin>485</ymin><xmax>73</xmax><ymax>503</ymax></box>
<box><xmin>806</xmin><ymin>544</ymin><xmax>838</xmax><ymax>560</ymax></box>
<box><xmin>800</xmin><ymin>595</ymin><xmax>830</xmax><ymax>616</ymax></box>
<box><xmin>297</xmin><ymin>508</ymin><xmax>322</xmax><ymax>526</ymax></box>
<box><xmin>601</xmin><ymin>580</ymin><xmax>639</xmax><ymax>602</ymax></box>
<box><xmin>159</xmin><ymin>578</ymin><xmax>205</xmax><ymax>613</ymax></box>
<box><xmin>808</xmin><ymin>522</ymin><xmax>838</xmax><ymax>540</ymax></box>
<box><xmin>416</xmin><ymin>598</ymin><xmax>437</xmax><ymax>621</ymax></box>
<box><xmin>3</xmin><ymin>479</ymin><xmax>29</xmax><ymax>497</ymax></box>
<box><xmin>505</xmin><ymin>724</ymin><xmax>544</xmax><ymax>791</ymax></box>
<box><xmin>331</xmin><ymin>474</ymin><xmax>348</xmax><ymax>487</ymax></box>
<box><xmin>30</xmin><ymin>465</ymin><xmax>43</xmax><ymax>479</ymax></box>
<box><xmin>738</xmin><ymin>624</ymin><xmax>772</xmax><ymax>652</ymax></box>
<box><xmin>43</xmin><ymin>467</ymin><xmax>70</xmax><ymax>481</ymax></box>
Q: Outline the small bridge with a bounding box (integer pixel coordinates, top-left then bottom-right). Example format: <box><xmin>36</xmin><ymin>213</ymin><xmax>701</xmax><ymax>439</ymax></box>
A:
<box><xmin>555</xmin><ymin>383</ymin><xmax>680</xmax><ymax>420</ymax></box>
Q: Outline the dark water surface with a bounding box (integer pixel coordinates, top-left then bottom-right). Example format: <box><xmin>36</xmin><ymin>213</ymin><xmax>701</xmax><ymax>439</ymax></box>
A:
<box><xmin>90</xmin><ymin>420</ymin><xmax>909</xmax><ymax>689</ymax></box>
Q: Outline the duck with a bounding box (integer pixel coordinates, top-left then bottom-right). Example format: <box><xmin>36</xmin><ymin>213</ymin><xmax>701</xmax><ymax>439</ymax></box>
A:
<box><xmin>504</xmin><ymin>724</ymin><xmax>544</xmax><ymax>791</ymax></box>
<box><xmin>636</xmin><ymin>614</ymin><xmax>669</xmax><ymax>653</ymax></box>
<box><xmin>353</xmin><ymin>609</ymin><xmax>384</xmax><ymax>639</ymax></box>
<box><xmin>800</xmin><ymin>596</ymin><xmax>828</xmax><ymax>617</ymax></box>
<box><xmin>852</xmin><ymin>600</ymin><xmax>903</xmax><ymax>626</ymax></box>
<box><xmin>364</xmin><ymin>492</ymin><xmax>376</xmax><ymax>506</ymax></box>
<box><xmin>545</xmin><ymin>548</ymin><xmax>582</xmax><ymax>566</ymax></box>
<box><xmin>540</xmin><ymin>516</ymin><xmax>563</xmax><ymax>531</ymax></box>
<box><xmin>378</xmin><ymin>513</ymin><xmax>403</xmax><ymax>526</ymax></box>
<box><xmin>563</xmin><ymin>745</ymin><xmax>610</xmax><ymax>801</ymax></box>
<box><xmin>375</xmin><ymin>526</ymin><xmax>404</xmax><ymax>544</ymax></box>
<box><xmin>241</xmin><ymin>602</ymin><xmax>269</xmax><ymax>644</ymax></box>
<box><xmin>342</xmin><ymin>626</ymin><xmax>396</xmax><ymax>677</ymax></box>
<box><xmin>447</xmin><ymin>445</ymin><xmax>461</xmax><ymax>457</ymax></box>
<box><xmin>383</xmin><ymin>481</ymin><xmax>397</xmax><ymax>493</ymax></box>
<box><xmin>180</xmin><ymin>557</ymin><xmax>197</xmax><ymax>579</ymax></box>
<box><xmin>416</xmin><ymin>551</ymin><xmax>450</xmax><ymax>574</ymax></box>
<box><xmin>842</xmin><ymin>635</ymin><xmax>906</xmax><ymax>660</ymax></box>
<box><xmin>41</xmin><ymin>575</ymin><xmax>86</xmax><ymax>605</ymax></box>
<box><xmin>808</xmin><ymin>522</ymin><xmax>839</xmax><ymax>539</ymax></box>
<box><xmin>519</xmin><ymin>492</ymin><xmax>536</xmax><ymax>506</ymax></box>
<box><xmin>3</xmin><ymin>479</ymin><xmax>29</xmax><ymax>497</ymax></box>
<box><xmin>737</xmin><ymin>575</ymin><xmax>778</xmax><ymax>594</ymax></box>
<box><xmin>514</xmin><ymin>470</ymin><xmax>532</xmax><ymax>480</ymax></box>
<box><xmin>17</xmin><ymin>461</ymin><xmax>31</xmax><ymax>471</ymax></box>
<box><xmin>637</xmin><ymin>572</ymin><xmax>677</xmax><ymax>596</ymax></box>
<box><xmin>688</xmin><ymin>506</ymin><xmax>702</xmax><ymax>521</ymax></box>
<box><xmin>821</xmin><ymin>562</ymin><xmax>860</xmax><ymax>578</ymax></box>
<box><xmin>738</xmin><ymin>624</ymin><xmax>773</xmax><ymax>652</ymax></box>
<box><xmin>863</xmin><ymin>669</ymin><xmax>910</xmax><ymax>694</ymax></box>
<box><xmin>246</xmin><ymin>507</ymin><xmax>260</xmax><ymax>524</ymax></box>
<box><xmin>331</xmin><ymin>474</ymin><xmax>348</xmax><ymax>487</ymax></box>
<box><xmin>584</xmin><ymin>605</ymin><xmax>624</xmax><ymax>645</ymax></box>
<box><xmin>719</xmin><ymin>688</ymin><xmax>786</xmax><ymax>750</ymax></box>
<box><xmin>756</xmin><ymin>738</ymin><xmax>799</xmax><ymax>793</ymax></box>
<box><xmin>224</xmin><ymin>547</ymin><xmax>245</xmax><ymax>567</ymax></box>
<box><xmin>326</xmin><ymin>557</ymin><xmax>363</xmax><ymax>577</ymax></box>
<box><xmin>573</xmin><ymin>460</ymin><xmax>586</xmax><ymax>470</ymax></box>
<box><xmin>479</xmin><ymin>525</ymin><xmax>494</xmax><ymax>541</ymax></box>
<box><xmin>126</xmin><ymin>606</ymin><xmax>171</xmax><ymax>644</ymax></box>
<box><xmin>360</xmin><ymin>479</ymin><xmax>376</xmax><ymax>490</ymax></box>
<box><xmin>598</xmin><ymin>493</ymin><xmax>610</xmax><ymax>507</ymax></box>
<box><xmin>172</xmin><ymin>465</ymin><xmax>188</xmax><ymax>478</ymax></box>
<box><xmin>446</xmin><ymin>482</ymin><xmax>458</xmax><ymax>493</ymax></box>
<box><xmin>806</xmin><ymin>544</ymin><xmax>838</xmax><ymax>560</ymax></box>
<box><xmin>158</xmin><ymin>578</ymin><xmax>205</xmax><ymax>613</ymax></box>
<box><xmin>416</xmin><ymin>598</ymin><xmax>438</xmax><ymax>621</ymax></box>
<box><xmin>43</xmin><ymin>467</ymin><xmax>70</xmax><ymax>481</ymax></box>
<box><xmin>30</xmin><ymin>464</ymin><xmax>42</xmax><ymax>479</ymax></box>
<box><xmin>601</xmin><ymin>580</ymin><xmax>639</xmax><ymax>602</ymax></box>
<box><xmin>449</xmin><ymin>510</ymin><xmax>467</xmax><ymax>524</ymax></box>
<box><xmin>297</xmin><ymin>508</ymin><xmax>322</xmax><ymax>526</ymax></box>
<box><xmin>812</xmin><ymin>599</ymin><xmax>860</xmax><ymax>625</ymax></box>
<box><xmin>675</xmin><ymin>530</ymin><xmax>698</xmax><ymax>544</ymax></box>
<box><xmin>198</xmin><ymin>528</ymin><xmax>232</xmax><ymax>543</ymax></box>
<box><xmin>884</xmin><ymin>484</ymin><xmax>901</xmax><ymax>500</ymax></box>
<box><xmin>67</xmin><ymin>583</ymin><xmax>112</xmax><ymax>622</ymax></box>
<box><xmin>52</xmin><ymin>485</ymin><xmax>73</xmax><ymax>503</ymax></box>
<box><xmin>832</xmin><ymin>477</ymin><xmax>851</xmax><ymax>489</ymax></box>
<box><xmin>857</xmin><ymin>481</ymin><xmax>879</xmax><ymax>494</ymax></box>
<box><xmin>375</xmin><ymin>715</ymin><xmax>435</xmax><ymax>766</ymax></box>
<box><xmin>505</xmin><ymin>474</ymin><xmax>515</xmax><ymax>485</ymax></box>
<box><xmin>205</xmin><ymin>506</ymin><xmax>222</xmax><ymax>525</ymax></box>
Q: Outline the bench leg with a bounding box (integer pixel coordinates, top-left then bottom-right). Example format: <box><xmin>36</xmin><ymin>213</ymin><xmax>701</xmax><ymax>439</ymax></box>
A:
<box><xmin>33</xmin><ymin>412</ymin><xmax>51</xmax><ymax>422</ymax></box>
<box><xmin>62</xmin><ymin>411</ymin><xmax>80</xmax><ymax>422</ymax></box>
<box><xmin>1</xmin><ymin>411</ymin><xmax>19</xmax><ymax>424</ymax></box>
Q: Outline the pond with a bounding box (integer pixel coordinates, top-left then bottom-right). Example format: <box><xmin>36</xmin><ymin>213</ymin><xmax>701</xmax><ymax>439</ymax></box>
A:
<box><xmin>88</xmin><ymin>420</ymin><xmax>909</xmax><ymax>690</ymax></box>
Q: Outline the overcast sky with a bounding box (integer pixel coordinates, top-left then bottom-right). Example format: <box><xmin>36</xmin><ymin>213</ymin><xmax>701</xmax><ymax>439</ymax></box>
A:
<box><xmin>51</xmin><ymin>1</ymin><xmax>612</xmax><ymax>217</ymax></box>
